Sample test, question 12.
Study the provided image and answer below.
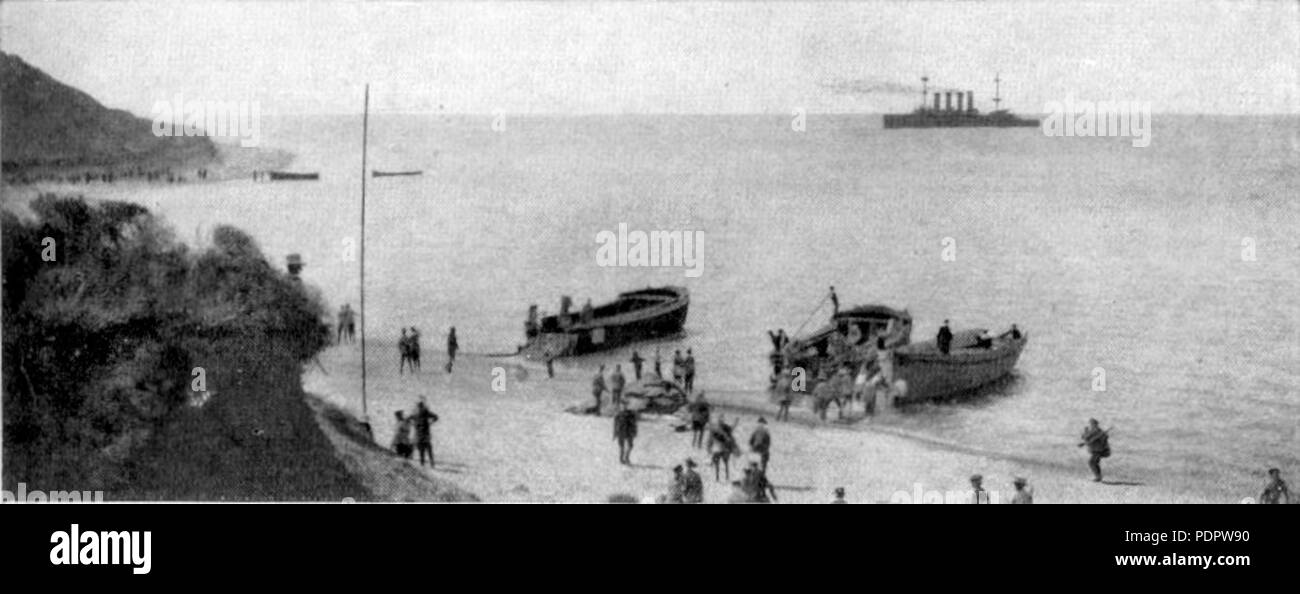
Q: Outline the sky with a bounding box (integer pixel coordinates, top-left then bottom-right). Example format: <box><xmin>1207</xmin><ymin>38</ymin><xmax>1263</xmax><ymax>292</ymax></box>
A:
<box><xmin>1</xmin><ymin>1</ymin><xmax>1296</xmax><ymax>116</ymax></box>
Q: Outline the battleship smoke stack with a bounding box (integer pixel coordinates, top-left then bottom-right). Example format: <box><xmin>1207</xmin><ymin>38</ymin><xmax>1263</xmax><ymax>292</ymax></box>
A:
<box><xmin>956</xmin><ymin>92</ymin><xmax>964</xmax><ymax>112</ymax></box>
<box><xmin>933</xmin><ymin>92</ymin><xmax>941</xmax><ymax>111</ymax></box>
<box><xmin>967</xmin><ymin>90</ymin><xmax>974</xmax><ymax>112</ymax></box>
<box><xmin>945</xmin><ymin>92</ymin><xmax>952</xmax><ymax>111</ymax></box>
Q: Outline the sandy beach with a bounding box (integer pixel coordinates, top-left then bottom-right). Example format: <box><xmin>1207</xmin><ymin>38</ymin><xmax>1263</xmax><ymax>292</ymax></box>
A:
<box><xmin>305</xmin><ymin>342</ymin><xmax>1223</xmax><ymax>504</ymax></box>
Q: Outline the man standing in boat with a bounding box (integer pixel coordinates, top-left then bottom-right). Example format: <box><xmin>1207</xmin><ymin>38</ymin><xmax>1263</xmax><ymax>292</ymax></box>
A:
<box><xmin>937</xmin><ymin>320</ymin><xmax>954</xmax><ymax>355</ymax></box>
<box><xmin>609</xmin><ymin>364</ymin><xmax>627</xmax><ymax>406</ymax></box>
<box><xmin>629</xmin><ymin>350</ymin><xmax>644</xmax><ymax>381</ymax></box>
<box><xmin>829</xmin><ymin>286</ymin><xmax>839</xmax><ymax>315</ymax></box>
<box><xmin>969</xmin><ymin>474</ymin><xmax>990</xmax><ymax>504</ymax></box>
<box><xmin>1078</xmin><ymin>419</ymin><xmax>1111</xmax><ymax>482</ymax></box>
<box><xmin>591</xmin><ymin>365</ymin><xmax>607</xmax><ymax>413</ymax></box>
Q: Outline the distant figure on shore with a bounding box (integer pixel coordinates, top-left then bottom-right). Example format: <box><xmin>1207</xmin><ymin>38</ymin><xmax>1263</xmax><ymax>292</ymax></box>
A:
<box><xmin>688</xmin><ymin>393</ymin><xmax>711</xmax><ymax>448</ymax></box>
<box><xmin>629</xmin><ymin>350</ymin><xmax>644</xmax><ymax>380</ymax></box>
<box><xmin>609</xmin><ymin>364</ymin><xmax>626</xmax><ymax>406</ymax></box>
<box><xmin>412</xmin><ymin>401</ymin><xmax>440</xmax><ymax>468</ymax></box>
<box><xmin>937</xmin><ymin>320</ymin><xmax>954</xmax><ymax>355</ymax></box>
<box><xmin>831</xmin><ymin>487</ymin><xmax>847</xmax><ymax>504</ymax></box>
<box><xmin>653</xmin><ymin>348</ymin><xmax>662</xmax><ymax>378</ymax></box>
<box><xmin>749</xmin><ymin>417</ymin><xmax>772</xmax><ymax>472</ymax></box>
<box><xmin>336</xmin><ymin>304</ymin><xmax>356</xmax><ymax>344</ymax></box>
<box><xmin>969</xmin><ymin>474</ymin><xmax>990</xmax><ymax>504</ymax></box>
<box><xmin>591</xmin><ymin>365</ymin><xmax>607</xmax><ymax>412</ymax></box>
<box><xmin>445</xmin><ymin>327</ymin><xmax>459</xmax><ymax>373</ymax></box>
<box><xmin>1077</xmin><ymin>419</ymin><xmax>1111</xmax><ymax>482</ymax></box>
<box><xmin>1011</xmin><ymin>477</ymin><xmax>1033</xmax><ymax>504</ymax></box>
<box><xmin>545</xmin><ymin>353</ymin><xmax>555</xmax><ymax>379</ymax></box>
<box><xmin>706</xmin><ymin>415</ymin><xmax>740</xmax><ymax>481</ymax></box>
<box><xmin>672</xmin><ymin>349</ymin><xmax>685</xmax><ymax>385</ymax></box>
<box><xmin>683</xmin><ymin>348</ymin><xmax>697</xmax><ymax>393</ymax></box>
<box><xmin>399</xmin><ymin>328</ymin><xmax>415</xmax><ymax>375</ymax></box>
<box><xmin>391</xmin><ymin>410</ymin><xmax>413</xmax><ymax>459</ymax></box>
<box><xmin>613</xmin><ymin>403</ymin><xmax>638</xmax><ymax>465</ymax></box>
<box><xmin>581</xmin><ymin>299</ymin><xmax>594</xmax><ymax>324</ymax></box>
<box><xmin>1260</xmin><ymin>468</ymin><xmax>1290</xmax><ymax>504</ymax></box>
<box><xmin>829</xmin><ymin>285</ymin><xmax>839</xmax><ymax>315</ymax></box>
<box><xmin>682</xmin><ymin>459</ymin><xmax>704</xmax><ymax>503</ymax></box>
<box><xmin>408</xmin><ymin>327</ymin><xmax>422</xmax><ymax>371</ymax></box>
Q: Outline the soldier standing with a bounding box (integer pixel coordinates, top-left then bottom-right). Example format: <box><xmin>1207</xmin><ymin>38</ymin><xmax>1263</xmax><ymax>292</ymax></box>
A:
<box><xmin>613</xmin><ymin>403</ymin><xmax>638</xmax><ymax>465</ymax></box>
<box><xmin>1260</xmin><ymin>468</ymin><xmax>1290</xmax><ymax>504</ymax></box>
<box><xmin>629</xmin><ymin>350</ymin><xmax>644</xmax><ymax>380</ymax></box>
<box><xmin>591</xmin><ymin>365</ymin><xmax>607</xmax><ymax>413</ymax></box>
<box><xmin>1077</xmin><ymin>419</ymin><xmax>1111</xmax><ymax>482</ymax></box>
<box><xmin>749</xmin><ymin>417</ymin><xmax>772</xmax><ymax>473</ymax></box>
<box><xmin>1011</xmin><ymin>477</ymin><xmax>1033</xmax><ymax>504</ymax></box>
<box><xmin>682</xmin><ymin>459</ymin><xmax>704</xmax><ymax>503</ymax></box>
<box><xmin>609</xmin><ymin>364</ymin><xmax>626</xmax><ymax>406</ymax></box>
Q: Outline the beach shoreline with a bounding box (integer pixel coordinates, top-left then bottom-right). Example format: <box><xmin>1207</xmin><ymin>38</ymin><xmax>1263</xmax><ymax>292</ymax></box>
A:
<box><xmin>306</xmin><ymin>343</ymin><xmax>1225</xmax><ymax>503</ymax></box>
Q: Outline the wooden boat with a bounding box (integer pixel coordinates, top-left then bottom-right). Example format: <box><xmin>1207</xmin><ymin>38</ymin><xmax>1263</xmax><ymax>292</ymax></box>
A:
<box><xmin>268</xmin><ymin>171</ymin><xmax>319</xmax><ymax>181</ymax></box>
<box><xmin>372</xmin><ymin>170</ymin><xmax>423</xmax><ymax>177</ymax></box>
<box><xmin>771</xmin><ymin>304</ymin><xmax>912</xmax><ymax>400</ymax></box>
<box><xmin>520</xmin><ymin>286</ymin><xmax>689</xmax><ymax>358</ymax></box>
<box><xmin>890</xmin><ymin>328</ymin><xmax>1027</xmax><ymax>404</ymax></box>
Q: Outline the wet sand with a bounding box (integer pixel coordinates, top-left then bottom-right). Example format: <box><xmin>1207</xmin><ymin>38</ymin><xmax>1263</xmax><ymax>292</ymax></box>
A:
<box><xmin>305</xmin><ymin>343</ymin><xmax>1220</xmax><ymax>503</ymax></box>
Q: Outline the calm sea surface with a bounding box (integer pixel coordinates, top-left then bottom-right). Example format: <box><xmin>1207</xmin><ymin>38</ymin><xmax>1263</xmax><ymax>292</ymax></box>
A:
<box><xmin>69</xmin><ymin>114</ymin><xmax>1300</xmax><ymax>500</ymax></box>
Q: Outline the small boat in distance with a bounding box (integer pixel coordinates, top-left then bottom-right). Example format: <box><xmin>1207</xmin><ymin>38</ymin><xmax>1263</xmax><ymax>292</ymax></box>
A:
<box><xmin>520</xmin><ymin>286</ymin><xmax>689</xmax><ymax>358</ymax></box>
<box><xmin>890</xmin><ymin>327</ymin><xmax>1027</xmax><ymax>403</ymax></box>
<box><xmin>372</xmin><ymin>170</ymin><xmax>423</xmax><ymax>178</ymax></box>
<box><xmin>268</xmin><ymin>171</ymin><xmax>319</xmax><ymax>181</ymax></box>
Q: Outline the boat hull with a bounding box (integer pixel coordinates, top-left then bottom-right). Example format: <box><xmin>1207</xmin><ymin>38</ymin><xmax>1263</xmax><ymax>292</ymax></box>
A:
<box><xmin>268</xmin><ymin>171</ymin><xmax>319</xmax><ymax>181</ymax></box>
<box><xmin>372</xmin><ymin>170</ymin><xmax>423</xmax><ymax>177</ymax></box>
<box><xmin>891</xmin><ymin>329</ymin><xmax>1027</xmax><ymax>403</ymax></box>
<box><xmin>521</xmin><ymin>287</ymin><xmax>689</xmax><ymax>358</ymax></box>
<box><xmin>882</xmin><ymin>113</ymin><xmax>1039</xmax><ymax>129</ymax></box>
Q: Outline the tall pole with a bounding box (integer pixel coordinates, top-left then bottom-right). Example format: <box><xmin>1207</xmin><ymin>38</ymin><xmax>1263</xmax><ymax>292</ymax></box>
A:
<box><xmin>994</xmin><ymin>73</ymin><xmax>1002</xmax><ymax>110</ymax></box>
<box><xmin>360</xmin><ymin>84</ymin><xmax>370</xmax><ymax>429</ymax></box>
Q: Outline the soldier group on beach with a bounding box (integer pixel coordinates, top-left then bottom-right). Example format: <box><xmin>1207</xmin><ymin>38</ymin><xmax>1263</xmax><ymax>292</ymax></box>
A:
<box><xmin>391</xmin><ymin>400</ymin><xmax>440</xmax><ymax>468</ymax></box>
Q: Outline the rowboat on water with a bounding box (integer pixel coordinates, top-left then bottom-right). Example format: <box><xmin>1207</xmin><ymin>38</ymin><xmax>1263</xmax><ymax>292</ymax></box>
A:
<box><xmin>889</xmin><ymin>328</ymin><xmax>1027</xmax><ymax>404</ymax></box>
<box><xmin>372</xmin><ymin>170</ymin><xmax>423</xmax><ymax>177</ymax></box>
<box><xmin>268</xmin><ymin>171</ymin><xmax>319</xmax><ymax>181</ymax></box>
<box><xmin>519</xmin><ymin>286</ymin><xmax>689</xmax><ymax>358</ymax></box>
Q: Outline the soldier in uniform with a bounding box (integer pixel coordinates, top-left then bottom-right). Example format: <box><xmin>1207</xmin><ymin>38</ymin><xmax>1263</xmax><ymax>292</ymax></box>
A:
<box><xmin>613</xmin><ymin>403</ymin><xmax>638</xmax><ymax>465</ymax></box>
<box><xmin>1011</xmin><ymin>477</ymin><xmax>1033</xmax><ymax>504</ymax></box>
<box><xmin>681</xmin><ymin>459</ymin><xmax>704</xmax><ymax>503</ymax></box>
<box><xmin>1077</xmin><ymin>419</ymin><xmax>1110</xmax><ymax>482</ymax></box>
<box><xmin>609</xmin><ymin>364</ymin><xmax>626</xmax><ymax>406</ymax></box>
<box><xmin>1260</xmin><ymin>468</ymin><xmax>1290</xmax><ymax>504</ymax></box>
<box><xmin>591</xmin><ymin>365</ymin><xmax>607</xmax><ymax>413</ymax></box>
<box><xmin>749</xmin><ymin>417</ymin><xmax>772</xmax><ymax>472</ymax></box>
<box><xmin>969</xmin><ymin>474</ymin><xmax>990</xmax><ymax>504</ymax></box>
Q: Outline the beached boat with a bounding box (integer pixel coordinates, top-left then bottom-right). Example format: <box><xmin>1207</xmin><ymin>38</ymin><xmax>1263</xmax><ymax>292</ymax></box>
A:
<box><xmin>890</xmin><ymin>328</ymin><xmax>1027</xmax><ymax>403</ymax></box>
<box><xmin>520</xmin><ymin>286</ymin><xmax>689</xmax><ymax>358</ymax></box>
<box><xmin>770</xmin><ymin>304</ymin><xmax>912</xmax><ymax>400</ymax></box>
<box><xmin>268</xmin><ymin>171</ymin><xmax>319</xmax><ymax>181</ymax></box>
<box><xmin>372</xmin><ymin>170</ymin><xmax>423</xmax><ymax>177</ymax></box>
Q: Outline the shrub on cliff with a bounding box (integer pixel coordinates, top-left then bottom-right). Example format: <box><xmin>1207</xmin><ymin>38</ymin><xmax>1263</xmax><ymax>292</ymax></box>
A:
<box><xmin>2</xmin><ymin>194</ymin><xmax>330</xmax><ymax>492</ymax></box>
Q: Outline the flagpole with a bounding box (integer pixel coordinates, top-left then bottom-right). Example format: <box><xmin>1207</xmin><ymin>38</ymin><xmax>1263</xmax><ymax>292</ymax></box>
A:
<box><xmin>360</xmin><ymin>83</ymin><xmax>371</xmax><ymax>437</ymax></box>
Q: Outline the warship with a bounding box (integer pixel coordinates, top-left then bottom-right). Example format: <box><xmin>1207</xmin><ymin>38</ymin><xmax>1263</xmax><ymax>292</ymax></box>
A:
<box><xmin>882</xmin><ymin>74</ymin><xmax>1039</xmax><ymax>129</ymax></box>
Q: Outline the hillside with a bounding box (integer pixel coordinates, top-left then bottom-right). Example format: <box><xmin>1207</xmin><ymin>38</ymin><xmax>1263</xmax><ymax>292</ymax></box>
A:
<box><xmin>0</xmin><ymin>51</ymin><xmax>216</xmax><ymax>171</ymax></box>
